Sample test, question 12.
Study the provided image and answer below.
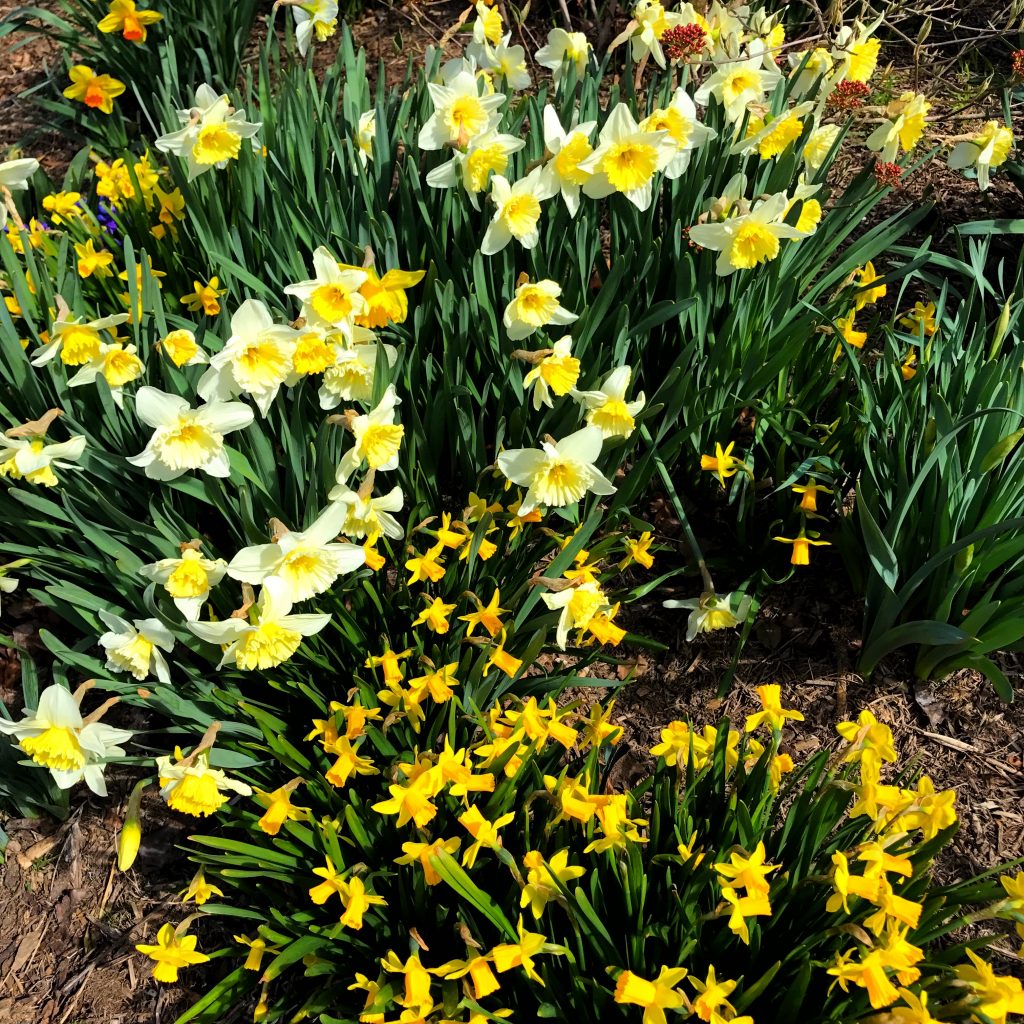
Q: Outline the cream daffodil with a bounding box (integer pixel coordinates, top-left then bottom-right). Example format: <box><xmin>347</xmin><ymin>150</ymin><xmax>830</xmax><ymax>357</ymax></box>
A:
<box><xmin>335</xmin><ymin>383</ymin><xmax>404</xmax><ymax>480</ymax></box>
<box><xmin>189</xmin><ymin>576</ymin><xmax>331</xmax><ymax>670</ymax></box>
<box><xmin>496</xmin><ymin>425</ymin><xmax>615</xmax><ymax>515</ymax></box>
<box><xmin>481</xmin><ymin>167</ymin><xmax>557</xmax><ymax>255</ymax></box>
<box><xmin>867</xmin><ymin>92</ymin><xmax>931</xmax><ymax>162</ymax></box>
<box><xmin>639</xmin><ymin>87</ymin><xmax>716</xmax><ymax>179</ymax></box>
<box><xmin>157</xmin><ymin>744</ymin><xmax>252</xmax><ymax>816</ymax></box>
<box><xmin>158</xmin><ymin>328</ymin><xmax>208</xmax><ymax>367</ymax></box>
<box><xmin>31</xmin><ymin>311</ymin><xmax>129</xmax><ymax>366</ymax></box>
<box><xmin>139</xmin><ymin>546</ymin><xmax>227</xmax><ymax>621</ymax></box>
<box><xmin>128</xmin><ymin>386</ymin><xmax>253</xmax><ymax>480</ymax></box>
<box><xmin>664</xmin><ymin>589</ymin><xmax>753</xmax><ymax>641</ymax></box>
<box><xmin>319</xmin><ymin>340</ymin><xmax>397</xmax><ymax>408</ymax></box>
<box><xmin>0</xmin><ymin>683</ymin><xmax>132</xmax><ymax>795</ymax></box>
<box><xmin>803</xmin><ymin>123</ymin><xmax>842</xmax><ymax>173</ymax></box>
<box><xmin>535</xmin><ymin>28</ymin><xmax>591</xmax><ymax>83</ymax></box>
<box><xmin>98</xmin><ymin>610</ymin><xmax>174</xmax><ymax>682</ymax></box>
<box><xmin>503</xmin><ymin>275</ymin><xmax>577</xmax><ymax>341</ymax></box>
<box><xmin>469</xmin><ymin>33</ymin><xmax>531</xmax><ymax>91</ymax></box>
<box><xmin>155</xmin><ymin>83</ymin><xmax>262</xmax><ymax>181</ymax></box>
<box><xmin>284</xmin><ymin>247</ymin><xmax>368</xmax><ymax>336</ymax></box>
<box><xmin>522</xmin><ymin>336</ymin><xmax>580</xmax><ymax>410</ymax></box>
<box><xmin>326</xmin><ymin>483</ymin><xmax>405</xmax><ymax>541</ymax></box>
<box><xmin>227</xmin><ymin>503</ymin><xmax>366</xmax><ymax>602</ymax></box>
<box><xmin>541</xmin><ymin>105</ymin><xmax>597</xmax><ymax>216</ymax></box>
<box><xmin>292</xmin><ymin>0</ymin><xmax>338</xmax><ymax>57</ymax></box>
<box><xmin>831</xmin><ymin>18</ymin><xmax>884</xmax><ymax>85</ymax></box>
<box><xmin>629</xmin><ymin>0</ymin><xmax>686</xmax><ymax>68</ymax></box>
<box><xmin>355</xmin><ymin>109</ymin><xmax>376</xmax><ymax>165</ymax></box>
<box><xmin>542</xmin><ymin>579</ymin><xmax>611</xmax><ymax>649</ymax></box>
<box><xmin>732</xmin><ymin>102</ymin><xmax>814</xmax><ymax>160</ymax></box>
<box><xmin>425</xmin><ymin>129</ymin><xmax>525</xmax><ymax>207</ymax></box>
<box><xmin>197</xmin><ymin>299</ymin><xmax>298</xmax><ymax>416</ymax></box>
<box><xmin>579</xmin><ymin>104</ymin><xmax>676</xmax><ymax>211</ymax></box>
<box><xmin>573</xmin><ymin>365</ymin><xmax>646</xmax><ymax>439</ymax></box>
<box><xmin>694</xmin><ymin>42</ymin><xmax>782</xmax><ymax>124</ymax></box>
<box><xmin>948</xmin><ymin>121</ymin><xmax>1014</xmax><ymax>191</ymax></box>
<box><xmin>418</xmin><ymin>65</ymin><xmax>505</xmax><ymax>151</ymax></box>
<box><xmin>66</xmin><ymin>341</ymin><xmax>144</xmax><ymax>407</ymax></box>
<box><xmin>0</xmin><ymin>157</ymin><xmax>40</xmax><ymax>230</ymax></box>
<box><xmin>0</xmin><ymin>431</ymin><xmax>86</xmax><ymax>487</ymax></box>
<box><xmin>787</xmin><ymin>47</ymin><xmax>835</xmax><ymax>98</ymax></box>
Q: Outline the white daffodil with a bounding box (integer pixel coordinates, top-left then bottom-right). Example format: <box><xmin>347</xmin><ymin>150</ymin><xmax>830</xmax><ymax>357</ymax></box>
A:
<box><xmin>542</xmin><ymin>106</ymin><xmax>597</xmax><ymax>217</ymax></box>
<box><xmin>629</xmin><ymin>0</ymin><xmax>686</xmax><ymax>69</ymax></box>
<box><xmin>573</xmin><ymin>365</ymin><xmax>646</xmax><ymax>439</ymax></box>
<box><xmin>948</xmin><ymin>121</ymin><xmax>1014</xmax><ymax>191</ymax></box>
<box><xmin>496</xmin><ymin>425</ymin><xmax>615</xmax><ymax>515</ymax></box>
<box><xmin>535</xmin><ymin>28</ymin><xmax>591</xmax><ymax>84</ymax></box>
<box><xmin>0</xmin><ymin>157</ymin><xmax>40</xmax><ymax>230</ymax></box>
<box><xmin>197</xmin><ymin>299</ymin><xmax>299</xmax><ymax>416</ymax></box>
<box><xmin>787</xmin><ymin>47</ymin><xmax>835</xmax><ymax>99</ymax></box>
<box><xmin>866</xmin><ymin>91</ymin><xmax>930</xmax><ymax>163</ymax></box>
<box><xmin>639</xmin><ymin>87</ymin><xmax>716</xmax><ymax>179</ymax></box>
<box><xmin>469</xmin><ymin>34</ymin><xmax>531</xmax><ymax>92</ymax></box>
<box><xmin>694</xmin><ymin>42</ymin><xmax>782</xmax><ymax>124</ymax></box>
<box><xmin>542</xmin><ymin>580</ymin><xmax>611</xmax><ymax>650</ymax></box>
<box><xmin>356</xmin><ymin>109</ymin><xmax>376</xmax><ymax>165</ymax></box>
<box><xmin>803</xmin><ymin>123</ymin><xmax>842</xmax><ymax>174</ymax></box>
<box><xmin>782</xmin><ymin>178</ymin><xmax>823</xmax><ymax>235</ymax></box>
<box><xmin>159</xmin><ymin>329</ymin><xmax>209</xmax><ymax>368</ymax></box>
<box><xmin>0</xmin><ymin>559</ymin><xmax>27</xmax><ymax>613</ymax></box>
<box><xmin>335</xmin><ymin>383</ymin><xmax>404</xmax><ymax>480</ymax></box>
<box><xmin>831</xmin><ymin>17</ymin><xmax>884</xmax><ymax>85</ymax></box>
<box><xmin>128</xmin><ymin>386</ymin><xmax>254</xmax><ymax>480</ymax></box>
<box><xmin>326</xmin><ymin>483</ymin><xmax>405</xmax><ymax>541</ymax></box>
<box><xmin>481</xmin><ymin>167</ymin><xmax>557</xmax><ymax>255</ymax></box>
<box><xmin>98</xmin><ymin>610</ymin><xmax>175</xmax><ymax>682</ymax></box>
<box><xmin>579</xmin><ymin>104</ymin><xmax>676</xmax><ymax>211</ymax></box>
<box><xmin>664</xmin><ymin>589</ymin><xmax>752</xmax><ymax>641</ymax></box>
<box><xmin>0</xmin><ymin>684</ymin><xmax>132</xmax><ymax>796</ymax></box>
<box><xmin>31</xmin><ymin>311</ymin><xmax>129</xmax><ymax>367</ymax></box>
<box><xmin>687</xmin><ymin>191</ymin><xmax>807</xmax><ymax>276</ymax></box>
<box><xmin>319</xmin><ymin>340</ymin><xmax>397</xmax><ymax>408</ymax></box>
<box><xmin>503</xmin><ymin>275</ymin><xmax>578</xmax><ymax>341</ymax></box>
<box><xmin>425</xmin><ymin>129</ymin><xmax>525</xmax><ymax>208</ymax></box>
<box><xmin>0</xmin><ymin>426</ymin><xmax>86</xmax><ymax>487</ymax></box>
<box><xmin>731</xmin><ymin>101</ymin><xmax>814</xmax><ymax>161</ymax></box>
<box><xmin>418</xmin><ymin>65</ymin><xmax>505</xmax><ymax>151</ymax></box>
<box><xmin>227</xmin><ymin>503</ymin><xmax>366</xmax><ymax>603</ymax></box>
<box><xmin>522</xmin><ymin>336</ymin><xmax>580</xmax><ymax>410</ymax></box>
<box><xmin>292</xmin><ymin>0</ymin><xmax>338</xmax><ymax>57</ymax></box>
<box><xmin>66</xmin><ymin>341</ymin><xmax>144</xmax><ymax>407</ymax></box>
<box><xmin>470</xmin><ymin>0</ymin><xmax>503</xmax><ymax>49</ymax></box>
<box><xmin>155</xmin><ymin>83</ymin><xmax>262</xmax><ymax>181</ymax></box>
<box><xmin>188</xmin><ymin>575</ymin><xmax>331</xmax><ymax>670</ymax></box>
<box><xmin>139</xmin><ymin>546</ymin><xmax>227</xmax><ymax>621</ymax></box>
<box><xmin>284</xmin><ymin>247</ymin><xmax>368</xmax><ymax>337</ymax></box>
<box><xmin>157</xmin><ymin>746</ymin><xmax>252</xmax><ymax>816</ymax></box>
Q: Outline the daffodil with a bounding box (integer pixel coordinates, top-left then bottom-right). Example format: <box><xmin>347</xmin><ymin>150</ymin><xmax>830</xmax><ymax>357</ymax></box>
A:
<box><xmin>504</xmin><ymin>274</ymin><xmax>578</xmax><ymax>341</ymax></box>
<box><xmin>573</xmin><ymin>364</ymin><xmax>646</xmax><ymax>439</ymax></box>
<box><xmin>284</xmin><ymin>246</ymin><xmax>368</xmax><ymax>336</ymax></box>
<box><xmin>63</xmin><ymin>65</ymin><xmax>126</xmax><ymax>114</ymax></box>
<box><xmin>458</xmin><ymin>588</ymin><xmax>506</xmax><ymax>637</ymax></box>
<box><xmin>520</xmin><ymin>849</ymin><xmax>585</xmax><ymax>918</ymax></box>
<box><xmin>227</xmin><ymin>503</ymin><xmax>366</xmax><ymax>602</ymax></box>
<box><xmin>540</xmin><ymin>106</ymin><xmax>597</xmax><ymax>216</ymax></box>
<box><xmin>139</xmin><ymin>545</ymin><xmax>227</xmax><ymax>621</ymax></box>
<box><xmin>867</xmin><ymin>91</ymin><xmax>931</xmax><ymax>162</ymax></box>
<box><xmin>664</xmin><ymin>589</ymin><xmax>752</xmax><ymax>641</ymax></box>
<box><xmin>521</xmin><ymin>336</ymin><xmax>580</xmax><ymax>410</ymax></box>
<box><xmin>481</xmin><ymin>166</ymin><xmax>558</xmax><ymax>255</ymax></box>
<box><xmin>948</xmin><ymin>120</ymin><xmax>1014</xmax><ymax>190</ymax></box>
<box><xmin>335</xmin><ymin>383</ymin><xmax>405</xmax><ymax>479</ymax></box>
<box><xmin>803</xmin><ymin>123</ymin><xmax>843</xmax><ymax>173</ymax></box>
<box><xmin>694</xmin><ymin>42</ymin><xmax>782</xmax><ymax>123</ymax></box>
<box><xmin>690</xmin><ymin>965</ymin><xmax>738</xmax><ymax>1022</ymax></box>
<box><xmin>639</xmin><ymin>87</ymin><xmax>716</xmax><ymax>178</ymax></box>
<box><xmin>579</xmin><ymin>103</ymin><xmax>676</xmax><ymax>210</ymax></box>
<box><xmin>459</xmin><ymin>804</ymin><xmax>514</xmax><ymax>868</ymax></box>
<box><xmin>158</xmin><ymin>328</ymin><xmax>208</xmax><ymax>367</ymax></box>
<box><xmin>832</xmin><ymin>18</ymin><xmax>883</xmax><ymax>84</ymax></box>
<box><xmin>426</xmin><ymin>129</ymin><xmax>525</xmax><ymax>207</ymax></box>
<box><xmin>197</xmin><ymin>299</ymin><xmax>298</xmax><ymax>416</ymax></box>
<box><xmin>853</xmin><ymin>261</ymin><xmax>887</xmax><ymax>310</ymax></box>
<box><xmin>614</xmin><ymin>965</ymin><xmax>689</xmax><ymax>1023</ymax></box>
<box><xmin>745</xmin><ymin>684</ymin><xmax>804</xmax><ymax>732</ymax></box>
<box><xmin>136</xmin><ymin>923</ymin><xmax>210</xmax><ymax>983</ymax></box>
<box><xmin>0</xmin><ymin>424</ymin><xmax>86</xmax><ymax>487</ymax></box>
<box><xmin>735</xmin><ymin>102</ymin><xmax>814</xmax><ymax>161</ymax></box>
<box><xmin>496</xmin><ymin>425</ymin><xmax>615</xmax><ymax>514</ymax></box>
<box><xmin>395</xmin><ymin>837</ymin><xmax>462</xmax><ymax>885</ymax></box>
<box><xmin>32</xmin><ymin>311</ymin><xmax>129</xmax><ymax>366</ymax></box>
<box><xmin>66</xmin><ymin>341</ymin><xmax>144</xmax><ymax>407</ymax></box>
<box><xmin>535</xmin><ymin>27</ymin><xmax>591</xmax><ymax>83</ymax></box>
<box><xmin>418</xmin><ymin>65</ymin><xmax>505</xmax><ymax>150</ymax></box>
<box><xmin>180</xmin><ymin>277</ymin><xmax>226</xmax><ymax>317</ymax></box>
<box><xmin>157</xmin><ymin>743</ymin><xmax>253</xmax><ymax>816</ymax></box>
<box><xmin>327</xmin><ymin>482</ymin><xmax>405</xmax><ymax>541</ymax></box>
<box><xmin>254</xmin><ymin>778</ymin><xmax>310</xmax><ymax>835</ymax></box>
<box><xmin>0</xmin><ymin>559</ymin><xmax>26</xmax><ymax>613</ymax></box>
<box><xmin>98</xmin><ymin>610</ymin><xmax>175</xmax><ymax>682</ymax></box>
<box><xmin>98</xmin><ymin>0</ymin><xmax>162</xmax><ymax>41</ymax></box>
<box><xmin>355</xmin><ymin>109</ymin><xmax>376</xmax><ymax>165</ymax></box>
<box><xmin>179</xmin><ymin>866</ymin><xmax>224</xmax><ymax>906</ymax></box>
<box><xmin>787</xmin><ymin>46</ymin><xmax>835</xmax><ymax>97</ymax></box>
<box><xmin>628</xmin><ymin>0</ymin><xmax>687</xmax><ymax>68</ymax></box>
<box><xmin>0</xmin><ymin>683</ymin><xmax>132</xmax><ymax>795</ymax></box>
<box><xmin>345</xmin><ymin>264</ymin><xmax>425</xmax><ymax>328</ymax></box>
<box><xmin>291</xmin><ymin>0</ymin><xmax>338</xmax><ymax>57</ymax></box>
<box><xmin>469</xmin><ymin>34</ymin><xmax>531</xmax><ymax>91</ymax></box>
<box><xmin>319</xmin><ymin>339</ymin><xmax>398</xmax><ymax>407</ymax></box>
<box><xmin>74</xmin><ymin>238</ymin><xmax>115</xmax><ymax>279</ymax></box>
<box><xmin>188</xmin><ymin>576</ymin><xmax>331</xmax><ymax>670</ymax></box>
<box><xmin>128</xmin><ymin>386</ymin><xmax>254</xmax><ymax>480</ymax></box>
<box><xmin>899</xmin><ymin>301</ymin><xmax>937</xmax><ymax>337</ymax></box>
<box><xmin>0</xmin><ymin>157</ymin><xmax>39</xmax><ymax>230</ymax></box>
<box><xmin>155</xmin><ymin>83</ymin><xmax>262</xmax><ymax>181</ymax></box>
<box><xmin>773</xmin><ymin>528</ymin><xmax>830</xmax><ymax>566</ymax></box>
<box><xmin>541</xmin><ymin>580</ymin><xmax>611</xmax><ymax>650</ymax></box>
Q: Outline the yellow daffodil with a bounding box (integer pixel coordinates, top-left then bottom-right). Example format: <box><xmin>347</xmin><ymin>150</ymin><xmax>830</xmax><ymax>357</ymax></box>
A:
<box><xmin>395</xmin><ymin>837</ymin><xmax>462</xmax><ymax>885</ymax></box>
<box><xmin>253</xmin><ymin>778</ymin><xmax>310</xmax><ymax>835</ymax></box>
<box><xmin>520</xmin><ymin>850</ymin><xmax>585</xmax><ymax>918</ymax></box>
<box><xmin>899</xmin><ymin>301</ymin><xmax>937</xmax><ymax>337</ymax></box>
<box><xmin>614</xmin><ymin>965</ymin><xmax>689</xmax><ymax>1024</ymax></box>
<box><xmin>63</xmin><ymin>65</ymin><xmax>125</xmax><ymax>114</ymax></box>
<box><xmin>744</xmin><ymin>684</ymin><xmax>804</xmax><ymax>732</ymax></box>
<box><xmin>98</xmin><ymin>0</ymin><xmax>162</xmax><ymax>42</ymax></box>
<box><xmin>180</xmin><ymin>866</ymin><xmax>224</xmax><ymax>905</ymax></box>
<box><xmin>690</xmin><ymin>965</ymin><xmax>737</xmax><ymax>1022</ymax></box>
<box><xmin>136</xmin><ymin>923</ymin><xmax>209</xmax><ymax>983</ymax></box>
<box><xmin>773</xmin><ymin>528</ymin><xmax>830</xmax><ymax>566</ymax></box>
<box><xmin>74</xmin><ymin>238</ymin><xmax>115</xmax><ymax>279</ymax></box>
<box><xmin>180</xmin><ymin>277</ymin><xmax>226</xmax><ymax>316</ymax></box>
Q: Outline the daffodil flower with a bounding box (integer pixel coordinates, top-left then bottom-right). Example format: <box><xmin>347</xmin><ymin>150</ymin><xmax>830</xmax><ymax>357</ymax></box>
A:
<box><xmin>0</xmin><ymin>683</ymin><xmax>132</xmax><ymax>795</ymax></box>
<box><xmin>803</xmin><ymin>123</ymin><xmax>842</xmax><ymax>173</ymax></box>
<box><xmin>468</xmin><ymin>34</ymin><xmax>531</xmax><ymax>91</ymax></box>
<box><xmin>418</xmin><ymin>65</ymin><xmax>505</xmax><ymax>151</ymax></box>
<box><xmin>694</xmin><ymin>42</ymin><xmax>782</xmax><ymax>123</ymax></box>
<box><xmin>98</xmin><ymin>0</ymin><xmax>162</xmax><ymax>42</ymax></box>
<box><xmin>0</xmin><ymin>559</ymin><xmax>27</xmax><ymax>613</ymax></box>
<box><xmin>284</xmin><ymin>247</ymin><xmax>368</xmax><ymax>336</ymax></box>
<box><xmin>98</xmin><ymin>610</ymin><xmax>175</xmax><ymax>682</ymax></box>
<box><xmin>948</xmin><ymin>121</ymin><xmax>1014</xmax><ymax>191</ymax></box>
<box><xmin>572</xmin><ymin>365</ymin><xmax>646</xmax><ymax>439</ymax></box>
<box><xmin>425</xmin><ymin>129</ymin><xmax>525</xmax><ymax>208</ymax></box>
<box><xmin>158</xmin><ymin>329</ymin><xmax>208</xmax><ymax>367</ymax></box>
<box><xmin>157</xmin><ymin>742</ymin><xmax>252</xmax><ymax>816</ymax></box>
<box><xmin>503</xmin><ymin>275</ymin><xmax>578</xmax><ymax>341</ymax></box>
<box><xmin>542</xmin><ymin>580</ymin><xmax>611</xmax><ymax>649</ymax></box>
<box><xmin>535</xmin><ymin>27</ymin><xmax>591</xmax><ymax>83</ymax></box>
<box><xmin>497</xmin><ymin>425</ymin><xmax>615</xmax><ymax>515</ymax></box>
<box><xmin>155</xmin><ymin>83</ymin><xmax>262</xmax><ymax>181</ymax></box>
<box><xmin>188</xmin><ymin>576</ymin><xmax>331</xmax><ymax>670</ymax></box>
<box><xmin>481</xmin><ymin>167</ymin><xmax>558</xmax><ymax>255</ymax></box>
<box><xmin>32</xmin><ymin>311</ymin><xmax>129</xmax><ymax>366</ymax></box>
<box><xmin>326</xmin><ymin>482</ymin><xmax>405</xmax><ymax>541</ymax></box>
<box><xmin>541</xmin><ymin>106</ymin><xmax>597</xmax><ymax>217</ymax></box>
<box><xmin>773</xmin><ymin>529</ymin><xmax>830</xmax><ymax>566</ymax></box>
<box><xmin>139</xmin><ymin>546</ymin><xmax>227</xmax><ymax>621</ymax></box>
<box><xmin>0</xmin><ymin>429</ymin><xmax>86</xmax><ymax>487</ymax></box>
<box><xmin>227</xmin><ymin>503</ymin><xmax>366</xmax><ymax>602</ymax></box>
<box><xmin>639</xmin><ymin>87</ymin><xmax>716</xmax><ymax>178</ymax></box>
<box><xmin>579</xmin><ymin>104</ymin><xmax>676</xmax><ymax>211</ymax></box>
<box><xmin>63</xmin><ymin>65</ymin><xmax>126</xmax><ymax>114</ymax></box>
<box><xmin>521</xmin><ymin>336</ymin><xmax>580</xmax><ymax>410</ymax></box>
<box><xmin>867</xmin><ymin>91</ymin><xmax>930</xmax><ymax>162</ymax></box>
<box><xmin>355</xmin><ymin>109</ymin><xmax>376</xmax><ymax>165</ymax></box>
<box><xmin>319</xmin><ymin>340</ymin><xmax>397</xmax><ymax>407</ymax></box>
<box><xmin>614</xmin><ymin>965</ymin><xmax>689</xmax><ymax>1023</ymax></box>
<box><xmin>128</xmin><ymin>386</ymin><xmax>254</xmax><ymax>480</ymax></box>
<box><xmin>196</xmin><ymin>299</ymin><xmax>298</xmax><ymax>415</ymax></box>
<box><xmin>335</xmin><ymin>383</ymin><xmax>405</xmax><ymax>480</ymax></box>
<box><xmin>0</xmin><ymin>157</ymin><xmax>39</xmax><ymax>230</ymax></box>
<box><xmin>136</xmin><ymin>922</ymin><xmax>210</xmax><ymax>983</ymax></box>
<box><xmin>831</xmin><ymin>17</ymin><xmax>883</xmax><ymax>84</ymax></box>
<box><xmin>628</xmin><ymin>0</ymin><xmax>688</xmax><ymax>68</ymax></box>
<box><xmin>732</xmin><ymin>101</ymin><xmax>814</xmax><ymax>161</ymax></box>
<box><xmin>291</xmin><ymin>0</ymin><xmax>338</xmax><ymax>56</ymax></box>
<box><xmin>67</xmin><ymin>341</ymin><xmax>144</xmax><ymax>407</ymax></box>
